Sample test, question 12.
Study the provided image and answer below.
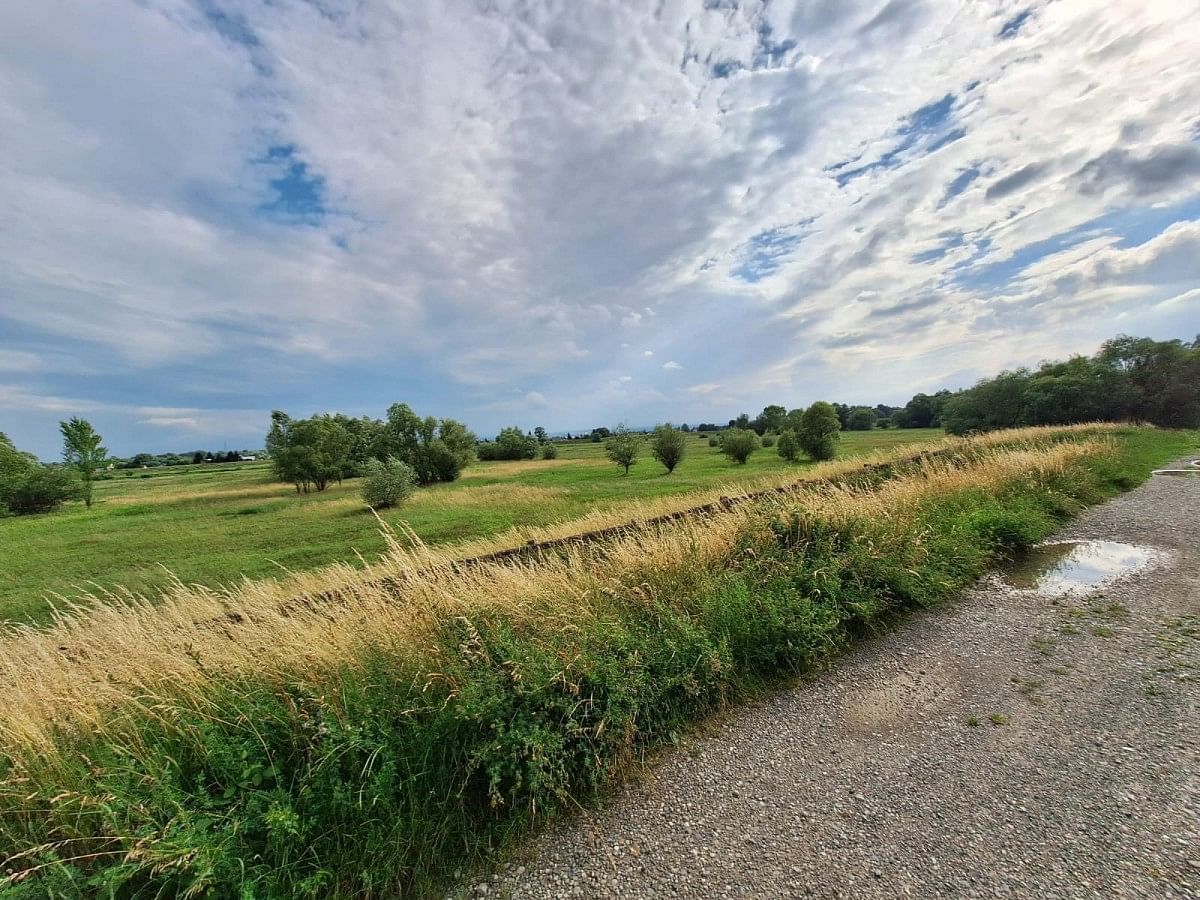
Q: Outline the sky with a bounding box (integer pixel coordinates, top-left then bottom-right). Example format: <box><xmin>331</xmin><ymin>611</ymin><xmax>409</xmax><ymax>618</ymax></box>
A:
<box><xmin>2</xmin><ymin>0</ymin><xmax>1199</xmax><ymax>458</ymax></box>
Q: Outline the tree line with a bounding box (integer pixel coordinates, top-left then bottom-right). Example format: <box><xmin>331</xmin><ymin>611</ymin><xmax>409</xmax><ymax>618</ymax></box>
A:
<box><xmin>891</xmin><ymin>334</ymin><xmax>1200</xmax><ymax>435</ymax></box>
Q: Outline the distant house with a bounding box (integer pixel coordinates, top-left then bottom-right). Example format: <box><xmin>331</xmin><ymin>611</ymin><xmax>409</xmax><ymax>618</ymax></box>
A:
<box><xmin>240</xmin><ymin>455</ymin><xmax>257</xmax><ymax>461</ymax></box>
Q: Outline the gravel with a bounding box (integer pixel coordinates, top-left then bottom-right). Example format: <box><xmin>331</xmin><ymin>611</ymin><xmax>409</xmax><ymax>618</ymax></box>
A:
<box><xmin>466</xmin><ymin>459</ymin><xmax>1200</xmax><ymax>899</ymax></box>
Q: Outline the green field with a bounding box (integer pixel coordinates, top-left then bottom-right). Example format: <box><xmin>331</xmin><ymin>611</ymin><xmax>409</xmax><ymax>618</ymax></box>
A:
<box><xmin>0</xmin><ymin>429</ymin><xmax>942</xmax><ymax>624</ymax></box>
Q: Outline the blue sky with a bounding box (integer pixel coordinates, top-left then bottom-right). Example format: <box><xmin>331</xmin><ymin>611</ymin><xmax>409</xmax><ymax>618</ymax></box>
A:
<box><xmin>1</xmin><ymin>0</ymin><xmax>1198</xmax><ymax>458</ymax></box>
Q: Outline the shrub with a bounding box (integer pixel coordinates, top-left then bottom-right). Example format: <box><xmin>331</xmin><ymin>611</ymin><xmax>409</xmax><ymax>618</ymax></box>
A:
<box><xmin>360</xmin><ymin>457</ymin><xmax>417</xmax><ymax>510</ymax></box>
<box><xmin>542</xmin><ymin>442</ymin><xmax>558</xmax><ymax>460</ymax></box>
<box><xmin>604</xmin><ymin>424</ymin><xmax>640</xmax><ymax>474</ymax></box>
<box><xmin>650</xmin><ymin>424</ymin><xmax>687</xmax><ymax>473</ymax></box>
<box><xmin>797</xmin><ymin>402</ymin><xmax>841</xmax><ymax>461</ymax></box>
<box><xmin>761</xmin><ymin>433</ymin><xmax>776</xmax><ymax>448</ymax></box>
<box><xmin>776</xmin><ymin>430</ymin><xmax>799</xmax><ymax>462</ymax></box>
<box><xmin>720</xmin><ymin>429</ymin><xmax>759</xmax><ymax>464</ymax></box>
<box><xmin>707</xmin><ymin>436</ymin><xmax>720</xmax><ymax>448</ymax></box>
<box><xmin>1</xmin><ymin>466</ymin><xmax>80</xmax><ymax>515</ymax></box>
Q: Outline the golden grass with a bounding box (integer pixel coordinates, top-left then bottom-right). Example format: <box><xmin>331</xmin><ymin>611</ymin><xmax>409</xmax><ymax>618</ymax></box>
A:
<box><xmin>0</xmin><ymin>429</ymin><xmax>1113</xmax><ymax>761</ymax></box>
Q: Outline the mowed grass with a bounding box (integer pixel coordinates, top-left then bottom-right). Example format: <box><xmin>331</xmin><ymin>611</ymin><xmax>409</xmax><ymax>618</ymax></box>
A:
<box><xmin>0</xmin><ymin>430</ymin><xmax>942</xmax><ymax>624</ymax></box>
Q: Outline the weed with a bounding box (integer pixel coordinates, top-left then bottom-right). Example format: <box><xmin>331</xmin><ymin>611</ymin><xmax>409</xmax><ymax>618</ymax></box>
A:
<box><xmin>988</xmin><ymin>713</ymin><xmax>1010</xmax><ymax>726</ymax></box>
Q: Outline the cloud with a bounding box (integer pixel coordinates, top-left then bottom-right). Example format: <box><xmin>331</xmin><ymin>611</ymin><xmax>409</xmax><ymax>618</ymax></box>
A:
<box><xmin>662</xmin><ymin>361</ymin><xmax>683</xmax><ymax>371</ymax></box>
<box><xmin>642</xmin><ymin>350</ymin><xmax>654</xmax><ymax>358</ymax></box>
<box><xmin>2</xmin><ymin>0</ymin><xmax>1199</xmax><ymax>455</ymax></box>
<box><xmin>140</xmin><ymin>416</ymin><xmax>201</xmax><ymax>430</ymax></box>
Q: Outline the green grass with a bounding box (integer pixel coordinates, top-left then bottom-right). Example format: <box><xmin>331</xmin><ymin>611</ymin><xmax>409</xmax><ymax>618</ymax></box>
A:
<box><xmin>3</xmin><ymin>429</ymin><xmax>1187</xmax><ymax>898</ymax></box>
<box><xmin>0</xmin><ymin>429</ymin><xmax>942</xmax><ymax>625</ymax></box>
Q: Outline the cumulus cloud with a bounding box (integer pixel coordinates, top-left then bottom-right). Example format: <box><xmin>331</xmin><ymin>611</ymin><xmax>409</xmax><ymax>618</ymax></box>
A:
<box><xmin>662</xmin><ymin>361</ymin><xmax>683</xmax><ymax>371</ymax></box>
<box><xmin>1</xmin><ymin>0</ymin><xmax>1199</xmax><ymax>454</ymax></box>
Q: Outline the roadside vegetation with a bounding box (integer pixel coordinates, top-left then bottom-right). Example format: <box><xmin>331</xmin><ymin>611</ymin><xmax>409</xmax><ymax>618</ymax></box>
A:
<box><xmin>0</xmin><ymin>429</ymin><xmax>942</xmax><ymax>624</ymax></box>
<box><xmin>0</xmin><ymin>424</ymin><xmax>1194</xmax><ymax>897</ymax></box>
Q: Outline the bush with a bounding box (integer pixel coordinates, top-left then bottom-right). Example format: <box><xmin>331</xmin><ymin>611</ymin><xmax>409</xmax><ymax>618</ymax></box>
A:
<box><xmin>846</xmin><ymin>407</ymin><xmax>877</xmax><ymax>431</ymax></box>
<box><xmin>797</xmin><ymin>402</ymin><xmax>841</xmax><ymax>461</ymax></box>
<box><xmin>542</xmin><ymin>442</ymin><xmax>558</xmax><ymax>460</ymax></box>
<box><xmin>707</xmin><ymin>436</ymin><xmax>720</xmax><ymax>448</ymax></box>
<box><xmin>720</xmin><ymin>429</ymin><xmax>759</xmax><ymax>464</ymax></box>
<box><xmin>650</xmin><ymin>424</ymin><xmax>687</xmax><ymax>473</ymax></box>
<box><xmin>776</xmin><ymin>430</ymin><xmax>799</xmax><ymax>462</ymax></box>
<box><xmin>1</xmin><ymin>466</ymin><xmax>80</xmax><ymax>515</ymax></box>
<box><xmin>761</xmin><ymin>434</ymin><xmax>776</xmax><ymax>448</ymax></box>
<box><xmin>360</xmin><ymin>457</ymin><xmax>417</xmax><ymax>510</ymax></box>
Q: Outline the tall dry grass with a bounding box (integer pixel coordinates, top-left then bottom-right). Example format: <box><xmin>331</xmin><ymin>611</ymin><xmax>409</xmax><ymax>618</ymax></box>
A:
<box><xmin>0</xmin><ymin>431</ymin><xmax>1110</xmax><ymax>764</ymax></box>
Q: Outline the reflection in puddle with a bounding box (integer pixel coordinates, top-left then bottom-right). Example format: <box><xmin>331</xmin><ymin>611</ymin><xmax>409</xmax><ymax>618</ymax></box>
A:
<box><xmin>1001</xmin><ymin>540</ymin><xmax>1159</xmax><ymax>598</ymax></box>
<box><xmin>1152</xmin><ymin>459</ymin><xmax>1200</xmax><ymax>477</ymax></box>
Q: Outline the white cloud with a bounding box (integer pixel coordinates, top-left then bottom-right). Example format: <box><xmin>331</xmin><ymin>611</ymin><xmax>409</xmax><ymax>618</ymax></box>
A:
<box><xmin>1</xmin><ymin>0</ymin><xmax>1199</xmax><ymax>455</ymax></box>
<box><xmin>662</xmin><ymin>361</ymin><xmax>683</xmax><ymax>371</ymax></box>
<box><xmin>642</xmin><ymin>350</ymin><xmax>654</xmax><ymax>358</ymax></box>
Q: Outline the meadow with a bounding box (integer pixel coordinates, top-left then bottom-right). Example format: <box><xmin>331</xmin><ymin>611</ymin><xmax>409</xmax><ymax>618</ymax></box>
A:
<box><xmin>0</xmin><ymin>428</ymin><xmax>941</xmax><ymax>624</ymax></box>
<box><xmin>2</xmin><ymin>425</ymin><xmax>1194</xmax><ymax>898</ymax></box>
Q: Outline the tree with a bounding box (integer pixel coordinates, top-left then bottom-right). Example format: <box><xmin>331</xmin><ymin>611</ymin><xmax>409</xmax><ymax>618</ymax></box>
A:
<box><xmin>266</xmin><ymin>411</ymin><xmax>354</xmax><ymax>492</ymax></box>
<box><xmin>533</xmin><ymin>426</ymin><xmax>548</xmax><ymax>444</ymax></box>
<box><xmin>60</xmin><ymin>417</ymin><xmax>106</xmax><ymax>508</ymax></box>
<box><xmin>377</xmin><ymin>403</ymin><xmax>476</xmax><ymax>484</ymax></box>
<box><xmin>360</xmin><ymin>457</ymin><xmax>416</xmax><ymax>510</ymax></box>
<box><xmin>650</xmin><ymin>424</ymin><xmax>687</xmax><ymax>473</ymax></box>
<box><xmin>478</xmin><ymin>427</ymin><xmax>539</xmax><ymax>461</ymax></box>
<box><xmin>752</xmin><ymin>404</ymin><xmax>787</xmax><ymax>435</ymax></box>
<box><xmin>192</xmin><ymin>451</ymin><xmax>205</xmax><ymax>464</ymax></box>
<box><xmin>729</xmin><ymin>413</ymin><xmax>752</xmax><ymax>431</ymax></box>
<box><xmin>542</xmin><ymin>441</ymin><xmax>558</xmax><ymax>460</ymax></box>
<box><xmin>720</xmin><ymin>429</ymin><xmax>759</xmax><ymax>464</ymax></box>
<box><xmin>776</xmin><ymin>429</ymin><xmax>800</xmax><ymax>462</ymax></box>
<box><xmin>846</xmin><ymin>407</ymin><xmax>877</xmax><ymax>431</ymax></box>
<box><xmin>797</xmin><ymin>402</ymin><xmax>841</xmax><ymax>461</ymax></box>
<box><xmin>604</xmin><ymin>424</ymin><xmax>640</xmax><ymax>474</ymax></box>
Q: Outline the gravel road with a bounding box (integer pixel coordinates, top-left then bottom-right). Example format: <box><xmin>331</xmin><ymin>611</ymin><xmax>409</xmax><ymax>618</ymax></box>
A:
<box><xmin>472</xmin><ymin>462</ymin><xmax>1200</xmax><ymax>899</ymax></box>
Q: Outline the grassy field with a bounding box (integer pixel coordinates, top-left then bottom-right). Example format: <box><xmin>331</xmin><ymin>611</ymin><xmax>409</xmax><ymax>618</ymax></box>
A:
<box><xmin>0</xmin><ymin>429</ymin><xmax>941</xmax><ymax>624</ymax></box>
<box><xmin>2</xmin><ymin>426</ymin><xmax>1193</xmax><ymax>898</ymax></box>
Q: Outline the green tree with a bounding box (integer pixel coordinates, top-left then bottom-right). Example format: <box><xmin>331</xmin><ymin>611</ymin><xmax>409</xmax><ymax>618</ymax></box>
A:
<box><xmin>776</xmin><ymin>429</ymin><xmax>799</xmax><ymax>462</ymax></box>
<box><xmin>650</xmin><ymin>424</ymin><xmax>687</xmax><ymax>473</ymax></box>
<box><xmin>1</xmin><ymin>432</ymin><xmax>79</xmax><ymax>516</ymax></box>
<box><xmin>60</xmin><ymin>417</ymin><xmax>106</xmax><ymax>508</ymax></box>
<box><xmin>797</xmin><ymin>402</ymin><xmax>841</xmax><ymax>461</ymax></box>
<box><xmin>752</xmin><ymin>404</ymin><xmax>787</xmax><ymax>435</ymax></box>
<box><xmin>478</xmin><ymin>427</ymin><xmax>539</xmax><ymax>461</ymax></box>
<box><xmin>604</xmin><ymin>424</ymin><xmax>640</xmax><ymax>474</ymax></box>
<box><xmin>542</xmin><ymin>441</ymin><xmax>558</xmax><ymax>460</ymax></box>
<box><xmin>846</xmin><ymin>407</ymin><xmax>877</xmax><ymax>431</ymax></box>
<box><xmin>533</xmin><ymin>426</ymin><xmax>548</xmax><ymax>444</ymax></box>
<box><xmin>720</xmin><ymin>429</ymin><xmax>759</xmax><ymax>464</ymax></box>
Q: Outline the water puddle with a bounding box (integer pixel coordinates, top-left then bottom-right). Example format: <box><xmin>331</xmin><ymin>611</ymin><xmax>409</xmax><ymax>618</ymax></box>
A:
<box><xmin>1000</xmin><ymin>540</ymin><xmax>1160</xmax><ymax>598</ymax></box>
<box><xmin>1152</xmin><ymin>459</ymin><xmax>1200</xmax><ymax>477</ymax></box>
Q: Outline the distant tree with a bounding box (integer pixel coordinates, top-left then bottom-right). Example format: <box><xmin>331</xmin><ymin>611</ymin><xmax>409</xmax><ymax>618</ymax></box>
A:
<box><xmin>846</xmin><ymin>407</ymin><xmax>877</xmax><ymax>431</ymax></box>
<box><xmin>376</xmin><ymin>403</ymin><xmax>476</xmax><ymax>484</ymax></box>
<box><xmin>720</xmin><ymin>429</ymin><xmax>759</xmax><ymax>464</ymax></box>
<box><xmin>797</xmin><ymin>402</ymin><xmax>841</xmax><ymax>461</ymax></box>
<box><xmin>680</xmin><ymin>423</ymin><xmax>691</xmax><ymax>432</ymax></box>
<box><xmin>752</xmin><ymin>404</ymin><xmax>787</xmax><ymax>435</ymax></box>
<box><xmin>776</xmin><ymin>429</ymin><xmax>800</xmax><ymax>462</ymax></box>
<box><xmin>590</xmin><ymin>426</ymin><xmax>611</xmax><ymax>443</ymax></box>
<box><xmin>604</xmin><ymin>424</ymin><xmax>640</xmax><ymax>474</ymax></box>
<box><xmin>707</xmin><ymin>435</ymin><xmax>720</xmax><ymax>447</ymax></box>
<box><xmin>650</xmin><ymin>424</ymin><xmax>687</xmax><ymax>473</ymax></box>
<box><xmin>533</xmin><ymin>426</ymin><xmax>548</xmax><ymax>444</ymax></box>
<box><xmin>783</xmin><ymin>407</ymin><xmax>805</xmax><ymax>433</ymax></box>
<box><xmin>729</xmin><ymin>413</ymin><xmax>752</xmax><ymax>431</ymax></box>
<box><xmin>192</xmin><ymin>451</ymin><xmax>205</xmax><ymax>464</ymax></box>
<box><xmin>831</xmin><ymin>403</ymin><xmax>851</xmax><ymax>430</ymax></box>
<box><xmin>478</xmin><ymin>426</ymin><xmax>539</xmax><ymax>461</ymax></box>
<box><xmin>360</xmin><ymin>456</ymin><xmax>416</xmax><ymax>510</ymax></box>
<box><xmin>60</xmin><ymin>417</ymin><xmax>106</xmax><ymax>508</ymax></box>
<box><xmin>266</xmin><ymin>411</ymin><xmax>355</xmax><ymax>493</ymax></box>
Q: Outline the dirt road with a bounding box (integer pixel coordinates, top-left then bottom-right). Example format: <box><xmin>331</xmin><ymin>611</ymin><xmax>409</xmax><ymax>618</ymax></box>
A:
<box><xmin>483</xmin><ymin>463</ymin><xmax>1199</xmax><ymax>899</ymax></box>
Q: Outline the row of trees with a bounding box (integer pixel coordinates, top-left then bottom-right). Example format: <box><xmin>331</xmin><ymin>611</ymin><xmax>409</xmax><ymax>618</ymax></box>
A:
<box><xmin>477</xmin><ymin>427</ymin><xmax>556</xmax><ymax>461</ymax></box>
<box><xmin>266</xmin><ymin>404</ymin><xmax>477</xmax><ymax>493</ymax></box>
<box><xmin>601</xmin><ymin>402</ymin><xmax>844</xmax><ymax>476</ymax></box>
<box><xmin>902</xmin><ymin>335</ymin><xmax>1200</xmax><ymax>435</ymax></box>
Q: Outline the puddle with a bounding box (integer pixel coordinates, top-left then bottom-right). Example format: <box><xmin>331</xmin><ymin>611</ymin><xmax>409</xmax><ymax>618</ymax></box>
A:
<box><xmin>1001</xmin><ymin>540</ymin><xmax>1160</xmax><ymax>598</ymax></box>
<box><xmin>1152</xmin><ymin>459</ymin><xmax>1200</xmax><ymax>477</ymax></box>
